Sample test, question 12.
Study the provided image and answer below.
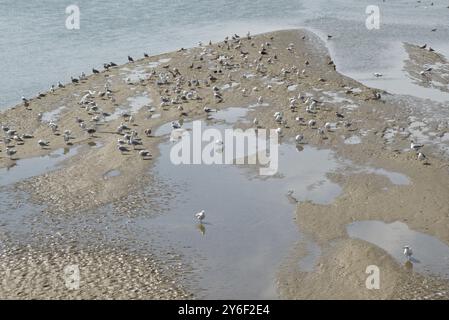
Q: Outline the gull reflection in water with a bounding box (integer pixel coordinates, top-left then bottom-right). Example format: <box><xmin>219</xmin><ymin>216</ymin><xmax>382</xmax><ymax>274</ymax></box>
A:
<box><xmin>196</xmin><ymin>223</ymin><xmax>206</xmax><ymax>236</ymax></box>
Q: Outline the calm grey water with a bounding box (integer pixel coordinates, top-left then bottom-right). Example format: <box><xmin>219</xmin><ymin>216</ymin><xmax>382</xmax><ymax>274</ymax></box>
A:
<box><xmin>1</xmin><ymin>0</ymin><xmax>449</xmax><ymax>109</ymax></box>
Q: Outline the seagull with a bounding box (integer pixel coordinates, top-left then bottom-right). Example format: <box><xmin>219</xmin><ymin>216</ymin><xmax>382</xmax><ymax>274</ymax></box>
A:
<box><xmin>144</xmin><ymin>129</ymin><xmax>152</xmax><ymax>137</ymax></box>
<box><xmin>86</xmin><ymin>128</ymin><xmax>96</xmax><ymax>136</ymax></box>
<box><xmin>257</xmin><ymin>96</ymin><xmax>264</xmax><ymax>104</ymax></box>
<box><xmin>308</xmin><ymin>119</ymin><xmax>316</xmax><ymax>127</ymax></box>
<box><xmin>373</xmin><ymin>72</ymin><xmax>383</xmax><ymax>77</ymax></box>
<box><xmin>71</xmin><ymin>76</ymin><xmax>79</xmax><ymax>84</ymax></box>
<box><xmin>171</xmin><ymin>121</ymin><xmax>181</xmax><ymax>129</ymax></box>
<box><xmin>410</xmin><ymin>140</ymin><xmax>423</xmax><ymax>151</ymax></box>
<box><xmin>139</xmin><ymin>150</ymin><xmax>151</xmax><ymax>159</ymax></box>
<box><xmin>253</xmin><ymin>118</ymin><xmax>259</xmax><ymax>127</ymax></box>
<box><xmin>214</xmin><ymin>92</ymin><xmax>223</xmax><ymax>102</ymax></box>
<box><xmin>195</xmin><ymin>210</ymin><xmax>205</xmax><ymax>223</ymax></box>
<box><xmin>38</xmin><ymin>140</ymin><xmax>49</xmax><ymax>148</ymax></box>
<box><xmin>63</xmin><ymin>133</ymin><xmax>70</xmax><ymax>145</ymax></box>
<box><xmin>203</xmin><ymin>106</ymin><xmax>213</xmax><ymax>113</ymax></box>
<box><xmin>128</xmin><ymin>55</ymin><xmax>134</xmax><ymax>63</ymax></box>
<box><xmin>117</xmin><ymin>145</ymin><xmax>128</xmax><ymax>153</ymax></box>
<box><xmin>128</xmin><ymin>138</ymin><xmax>142</xmax><ymax>148</ymax></box>
<box><xmin>58</xmin><ymin>82</ymin><xmax>65</xmax><ymax>88</ymax></box>
<box><xmin>324</xmin><ymin>122</ymin><xmax>332</xmax><ymax>131</ymax></box>
<box><xmin>336</xmin><ymin>112</ymin><xmax>345</xmax><ymax>119</ymax></box>
<box><xmin>144</xmin><ymin>53</ymin><xmax>149</xmax><ymax>58</ymax></box>
<box><xmin>5</xmin><ymin>147</ymin><xmax>16</xmax><ymax>157</ymax></box>
<box><xmin>295</xmin><ymin>134</ymin><xmax>304</xmax><ymax>144</ymax></box>
<box><xmin>92</xmin><ymin>68</ymin><xmax>100</xmax><ymax>74</ymax></box>
<box><xmin>276</xmin><ymin>127</ymin><xmax>283</xmax><ymax>135</ymax></box>
<box><xmin>403</xmin><ymin>246</ymin><xmax>413</xmax><ymax>261</ymax></box>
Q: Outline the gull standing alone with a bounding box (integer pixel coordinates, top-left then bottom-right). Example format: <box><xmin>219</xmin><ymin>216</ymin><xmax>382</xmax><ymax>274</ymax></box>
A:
<box><xmin>195</xmin><ymin>210</ymin><xmax>205</xmax><ymax>223</ymax></box>
<box><xmin>403</xmin><ymin>246</ymin><xmax>413</xmax><ymax>261</ymax></box>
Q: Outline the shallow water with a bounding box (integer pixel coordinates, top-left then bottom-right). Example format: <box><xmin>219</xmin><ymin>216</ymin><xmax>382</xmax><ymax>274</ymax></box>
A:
<box><xmin>141</xmin><ymin>105</ymin><xmax>429</xmax><ymax>297</ymax></box>
<box><xmin>138</xmin><ymin>106</ymin><xmax>346</xmax><ymax>298</ymax></box>
<box><xmin>106</xmin><ymin>93</ymin><xmax>152</xmax><ymax>121</ymax></box>
<box><xmin>0</xmin><ymin>146</ymin><xmax>79</xmax><ymax>187</ymax></box>
<box><xmin>344</xmin><ymin>135</ymin><xmax>362</xmax><ymax>145</ymax></box>
<box><xmin>358</xmin><ymin>167</ymin><xmax>411</xmax><ymax>186</ymax></box>
<box><xmin>347</xmin><ymin>220</ymin><xmax>449</xmax><ymax>279</ymax></box>
<box><xmin>3</xmin><ymin>0</ymin><xmax>449</xmax><ymax>110</ymax></box>
<box><xmin>103</xmin><ymin>169</ymin><xmax>121</xmax><ymax>179</ymax></box>
<box><xmin>140</xmin><ymin>143</ymin><xmax>342</xmax><ymax>299</ymax></box>
<box><xmin>40</xmin><ymin>106</ymin><xmax>67</xmax><ymax>123</ymax></box>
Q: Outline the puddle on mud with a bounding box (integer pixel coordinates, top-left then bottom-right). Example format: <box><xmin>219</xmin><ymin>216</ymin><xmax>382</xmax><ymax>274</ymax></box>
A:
<box><xmin>344</xmin><ymin>135</ymin><xmax>362</xmax><ymax>145</ymax></box>
<box><xmin>147</xmin><ymin>58</ymin><xmax>172</xmax><ymax>68</ymax></box>
<box><xmin>138</xmin><ymin>107</ymin><xmax>344</xmax><ymax>299</ymax></box>
<box><xmin>144</xmin><ymin>105</ymin><xmax>420</xmax><ymax>298</ymax></box>
<box><xmin>103</xmin><ymin>169</ymin><xmax>121</xmax><ymax>179</ymax></box>
<box><xmin>0</xmin><ymin>147</ymin><xmax>80</xmax><ymax>187</ymax></box>
<box><xmin>106</xmin><ymin>94</ymin><xmax>152</xmax><ymax>121</ymax></box>
<box><xmin>347</xmin><ymin>220</ymin><xmax>449</xmax><ymax>279</ymax></box>
<box><xmin>40</xmin><ymin>106</ymin><xmax>67</xmax><ymax>123</ymax></box>
<box><xmin>0</xmin><ymin>103</ymin><xmax>426</xmax><ymax>298</ymax></box>
<box><xmin>87</xmin><ymin>141</ymin><xmax>104</xmax><ymax>148</ymax></box>
<box><xmin>351</xmin><ymin>167</ymin><xmax>411</xmax><ymax>186</ymax></box>
<box><xmin>297</xmin><ymin>241</ymin><xmax>322</xmax><ymax>272</ymax></box>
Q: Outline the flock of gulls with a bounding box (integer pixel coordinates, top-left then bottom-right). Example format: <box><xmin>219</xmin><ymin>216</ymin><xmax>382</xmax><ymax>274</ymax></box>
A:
<box><xmin>0</xmin><ymin>31</ymin><xmax>433</xmax><ymax>256</ymax></box>
<box><xmin>1</xmin><ymin>31</ymin><xmax>430</xmax><ymax>168</ymax></box>
<box><xmin>1</xmin><ymin>62</ymin><xmax>154</xmax><ymax>162</ymax></box>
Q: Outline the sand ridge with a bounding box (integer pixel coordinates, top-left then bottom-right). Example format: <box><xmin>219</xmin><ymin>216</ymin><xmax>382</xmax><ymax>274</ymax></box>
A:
<box><xmin>1</xmin><ymin>29</ymin><xmax>449</xmax><ymax>299</ymax></box>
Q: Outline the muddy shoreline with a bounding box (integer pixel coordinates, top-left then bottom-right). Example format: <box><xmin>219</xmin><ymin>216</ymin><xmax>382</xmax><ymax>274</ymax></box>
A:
<box><xmin>1</xmin><ymin>29</ymin><xmax>449</xmax><ymax>299</ymax></box>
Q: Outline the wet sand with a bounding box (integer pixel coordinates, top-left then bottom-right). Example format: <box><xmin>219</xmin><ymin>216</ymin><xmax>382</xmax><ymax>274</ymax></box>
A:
<box><xmin>1</xmin><ymin>29</ymin><xmax>449</xmax><ymax>299</ymax></box>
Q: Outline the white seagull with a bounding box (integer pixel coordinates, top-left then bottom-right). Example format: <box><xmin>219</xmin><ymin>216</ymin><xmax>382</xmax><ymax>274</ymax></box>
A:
<box><xmin>139</xmin><ymin>150</ymin><xmax>151</xmax><ymax>159</ymax></box>
<box><xmin>6</xmin><ymin>147</ymin><xmax>17</xmax><ymax>157</ymax></box>
<box><xmin>253</xmin><ymin>118</ymin><xmax>259</xmax><ymax>127</ymax></box>
<box><xmin>38</xmin><ymin>139</ymin><xmax>49</xmax><ymax>148</ymax></box>
<box><xmin>410</xmin><ymin>140</ymin><xmax>423</xmax><ymax>151</ymax></box>
<box><xmin>403</xmin><ymin>246</ymin><xmax>413</xmax><ymax>261</ymax></box>
<box><xmin>195</xmin><ymin>210</ymin><xmax>205</xmax><ymax>223</ymax></box>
